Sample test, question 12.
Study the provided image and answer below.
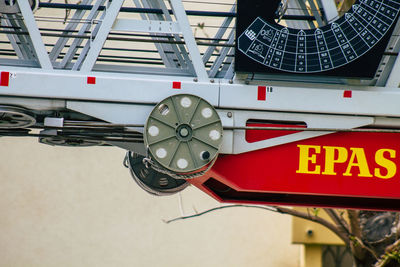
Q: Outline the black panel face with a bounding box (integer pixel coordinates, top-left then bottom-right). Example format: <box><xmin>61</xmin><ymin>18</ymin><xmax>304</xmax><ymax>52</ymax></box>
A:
<box><xmin>235</xmin><ymin>0</ymin><xmax>400</xmax><ymax>78</ymax></box>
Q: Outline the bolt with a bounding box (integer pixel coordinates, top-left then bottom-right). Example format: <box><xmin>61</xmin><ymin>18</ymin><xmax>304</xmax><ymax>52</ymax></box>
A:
<box><xmin>210</xmin><ymin>79</ymin><xmax>215</xmax><ymax>83</ymax></box>
<box><xmin>227</xmin><ymin>112</ymin><xmax>233</xmax><ymax>118</ymax></box>
<box><xmin>201</xmin><ymin>151</ymin><xmax>211</xmax><ymax>161</ymax></box>
<box><xmin>229</xmin><ymin>80</ymin><xmax>233</xmax><ymax>84</ymax></box>
<box><xmin>306</xmin><ymin>229</ymin><xmax>314</xmax><ymax>237</ymax></box>
<box><xmin>180</xmin><ymin>128</ymin><xmax>189</xmax><ymax>137</ymax></box>
<box><xmin>193</xmin><ymin>78</ymin><xmax>198</xmax><ymax>82</ymax></box>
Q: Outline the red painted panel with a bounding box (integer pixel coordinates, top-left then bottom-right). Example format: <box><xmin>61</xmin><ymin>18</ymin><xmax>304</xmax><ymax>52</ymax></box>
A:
<box><xmin>190</xmin><ymin>131</ymin><xmax>400</xmax><ymax>210</ymax></box>
<box><xmin>0</xmin><ymin>72</ymin><xmax>9</xmax><ymax>86</ymax></box>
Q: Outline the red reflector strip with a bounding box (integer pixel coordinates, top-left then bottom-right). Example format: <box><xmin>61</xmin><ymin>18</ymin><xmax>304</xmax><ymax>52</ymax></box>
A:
<box><xmin>173</xmin><ymin>81</ymin><xmax>181</xmax><ymax>89</ymax></box>
<box><xmin>257</xmin><ymin>86</ymin><xmax>266</xmax><ymax>101</ymax></box>
<box><xmin>343</xmin><ymin>90</ymin><xmax>352</xmax><ymax>98</ymax></box>
<box><xmin>0</xmin><ymin>72</ymin><xmax>10</xmax><ymax>86</ymax></box>
<box><xmin>87</xmin><ymin>76</ymin><xmax>96</xmax><ymax>84</ymax></box>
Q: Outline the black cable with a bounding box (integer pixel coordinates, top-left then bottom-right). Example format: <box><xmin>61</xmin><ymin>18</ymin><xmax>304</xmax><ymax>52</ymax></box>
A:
<box><xmin>37</xmin><ymin>2</ymin><xmax>316</xmax><ymax>21</ymax></box>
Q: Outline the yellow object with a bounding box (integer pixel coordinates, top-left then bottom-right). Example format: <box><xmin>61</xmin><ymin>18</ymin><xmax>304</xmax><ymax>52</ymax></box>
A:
<box><xmin>292</xmin><ymin>208</ymin><xmax>344</xmax><ymax>245</ymax></box>
<box><xmin>304</xmin><ymin>245</ymin><xmax>322</xmax><ymax>267</ymax></box>
<box><xmin>292</xmin><ymin>208</ymin><xmax>347</xmax><ymax>266</ymax></box>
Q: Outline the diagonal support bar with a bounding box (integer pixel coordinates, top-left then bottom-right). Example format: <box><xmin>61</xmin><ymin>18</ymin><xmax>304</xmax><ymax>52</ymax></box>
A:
<box><xmin>17</xmin><ymin>0</ymin><xmax>53</xmax><ymax>69</ymax></box>
<box><xmin>49</xmin><ymin>0</ymin><xmax>93</xmax><ymax>62</ymax></box>
<box><xmin>132</xmin><ymin>0</ymin><xmax>175</xmax><ymax>68</ymax></box>
<box><xmin>152</xmin><ymin>0</ymin><xmax>193</xmax><ymax>71</ymax></box>
<box><xmin>202</xmin><ymin>4</ymin><xmax>235</xmax><ymax>65</ymax></box>
<box><xmin>1</xmin><ymin>17</ymin><xmax>26</xmax><ymax>60</ymax></box>
<box><xmin>66</xmin><ymin>0</ymin><xmax>106</xmax><ymax>70</ymax></box>
<box><xmin>80</xmin><ymin>0</ymin><xmax>125</xmax><ymax>72</ymax></box>
<box><xmin>209</xmin><ymin>30</ymin><xmax>234</xmax><ymax>78</ymax></box>
<box><xmin>169</xmin><ymin>0</ymin><xmax>208</xmax><ymax>81</ymax></box>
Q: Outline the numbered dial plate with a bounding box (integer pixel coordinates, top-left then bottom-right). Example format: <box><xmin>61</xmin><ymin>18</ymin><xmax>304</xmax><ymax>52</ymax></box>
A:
<box><xmin>144</xmin><ymin>94</ymin><xmax>223</xmax><ymax>173</ymax></box>
<box><xmin>237</xmin><ymin>0</ymin><xmax>400</xmax><ymax>73</ymax></box>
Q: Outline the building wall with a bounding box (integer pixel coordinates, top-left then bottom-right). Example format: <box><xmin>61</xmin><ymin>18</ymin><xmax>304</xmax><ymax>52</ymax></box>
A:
<box><xmin>0</xmin><ymin>138</ymin><xmax>300</xmax><ymax>267</ymax></box>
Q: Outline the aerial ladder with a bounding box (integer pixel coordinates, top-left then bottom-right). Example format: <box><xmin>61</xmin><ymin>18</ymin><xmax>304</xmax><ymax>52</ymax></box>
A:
<box><xmin>1</xmin><ymin>0</ymin><xmax>400</xmax><ymax>210</ymax></box>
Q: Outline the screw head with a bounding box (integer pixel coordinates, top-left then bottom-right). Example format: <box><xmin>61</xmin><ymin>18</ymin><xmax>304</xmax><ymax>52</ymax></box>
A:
<box><xmin>201</xmin><ymin>151</ymin><xmax>211</xmax><ymax>161</ymax></box>
<box><xmin>179</xmin><ymin>127</ymin><xmax>189</xmax><ymax>137</ymax></box>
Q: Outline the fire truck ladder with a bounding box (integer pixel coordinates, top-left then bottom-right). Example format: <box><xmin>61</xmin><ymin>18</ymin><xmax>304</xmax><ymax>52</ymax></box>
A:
<box><xmin>2</xmin><ymin>0</ymin><xmax>400</xmax><ymax>209</ymax></box>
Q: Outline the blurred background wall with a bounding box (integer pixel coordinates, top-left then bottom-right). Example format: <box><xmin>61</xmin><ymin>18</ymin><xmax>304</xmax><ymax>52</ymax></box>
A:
<box><xmin>0</xmin><ymin>138</ymin><xmax>301</xmax><ymax>267</ymax></box>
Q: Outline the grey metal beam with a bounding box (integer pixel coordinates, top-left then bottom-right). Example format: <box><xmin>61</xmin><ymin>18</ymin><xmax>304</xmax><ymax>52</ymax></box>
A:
<box><xmin>202</xmin><ymin>4</ymin><xmax>235</xmax><ymax>65</ymax></box>
<box><xmin>306</xmin><ymin>0</ymin><xmax>324</xmax><ymax>27</ymax></box>
<box><xmin>63</xmin><ymin>0</ymin><xmax>106</xmax><ymax>69</ymax></box>
<box><xmin>4</xmin><ymin>14</ymin><xmax>35</xmax><ymax>60</ymax></box>
<box><xmin>209</xmin><ymin>30</ymin><xmax>234</xmax><ymax>78</ymax></box>
<box><xmin>223</xmin><ymin>56</ymin><xmax>234</xmax><ymax>80</ymax></box>
<box><xmin>92</xmin><ymin>63</ymin><xmax>193</xmax><ymax>76</ymax></box>
<box><xmin>153</xmin><ymin>0</ymin><xmax>192</xmax><ymax>71</ymax></box>
<box><xmin>132</xmin><ymin>0</ymin><xmax>175</xmax><ymax>68</ymax></box>
<box><xmin>376</xmin><ymin>18</ymin><xmax>400</xmax><ymax>87</ymax></box>
<box><xmin>49</xmin><ymin>0</ymin><xmax>92</xmax><ymax>62</ymax></box>
<box><xmin>17</xmin><ymin>0</ymin><xmax>53</xmax><ymax>69</ymax></box>
<box><xmin>80</xmin><ymin>0</ymin><xmax>124</xmax><ymax>72</ymax></box>
<box><xmin>169</xmin><ymin>0</ymin><xmax>208</xmax><ymax>80</ymax></box>
<box><xmin>291</xmin><ymin>0</ymin><xmax>315</xmax><ymax>29</ymax></box>
<box><xmin>1</xmin><ymin>17</ymin><xmax>25</xmax><ymax>59</ymax></box>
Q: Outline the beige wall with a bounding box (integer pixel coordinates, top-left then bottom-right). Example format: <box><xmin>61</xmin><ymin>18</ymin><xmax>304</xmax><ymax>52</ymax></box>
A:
<box><xmin>0</xmin><ymin>138</ymin><xmax>300</xmax><ymax>267</ymax></box>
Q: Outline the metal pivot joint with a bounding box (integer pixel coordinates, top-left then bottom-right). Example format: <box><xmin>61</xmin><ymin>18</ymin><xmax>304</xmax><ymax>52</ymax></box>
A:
<box><xmin>144</xmin><ymin>94</ymin><xmax>223</xmax><ymax>174</ymax></box>
<box><xmin>125</xmin><ymin>152</ymin><xmax>189</xmax><ymax>196</ymax></box>
<box><xmin>0</xmin><ymin>106</ymin><xmax>36</xmax><ymax>129</ymax></box>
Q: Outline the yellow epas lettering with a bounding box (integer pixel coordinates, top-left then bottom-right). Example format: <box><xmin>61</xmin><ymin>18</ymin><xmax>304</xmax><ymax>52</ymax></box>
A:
<box><xmin>296</xmin><ymin>144</ymin><xmax>398</xmax><ymax>178</ymax></box>
<box><xmin>322</xmin><ymin>146</ymin><xmax>348</xmax><ymax>175</ymax></box>
<box><xmin>296</xmin><ymin>145</ymin><xmax>321</xmax><ymax>174</ymax></box>
<box><xmin>343</xmin><ymin>148</ymin><xmax>373</xmax><ymax>177</ymax></box>
<box><xmin>375</xmin><ymin>149</ymin><xmax>396</xmax><ymax>179</ymax></box>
